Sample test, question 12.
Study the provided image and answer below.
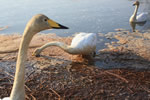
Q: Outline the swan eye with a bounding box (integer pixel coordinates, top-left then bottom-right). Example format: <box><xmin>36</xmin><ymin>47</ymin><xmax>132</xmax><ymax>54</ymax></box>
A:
<box><xmin>44</xmin><ymin>19</ymin><xmax>47</xmax><ymax>22</ymax></box>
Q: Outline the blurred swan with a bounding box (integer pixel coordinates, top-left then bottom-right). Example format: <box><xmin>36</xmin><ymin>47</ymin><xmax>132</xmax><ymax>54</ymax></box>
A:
<box><xmin>0</xmin><ymin>14</ymin><xmax>68</xmax><ymax>100</ymax></box>
<box><xmin>129</xmin><ymin>1</ymin><xmax>148</xmax><ymax>32</ymax></box>
<box><xmin>33</xmin><ymin>32</ymin><xmax>97</xmax><ymax>57</ymax></box>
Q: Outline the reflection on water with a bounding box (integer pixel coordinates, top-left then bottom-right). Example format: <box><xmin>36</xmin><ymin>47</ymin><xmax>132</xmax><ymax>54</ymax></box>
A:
<box><xmin>0</xmin><ymin>0</ymin><xmax>134</xmax><ymax>36</ymax></box>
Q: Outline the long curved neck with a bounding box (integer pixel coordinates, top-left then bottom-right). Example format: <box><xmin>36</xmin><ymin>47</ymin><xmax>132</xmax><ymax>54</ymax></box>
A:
<box><xmin>133</xmin><ymin>5</ymin><xmax>139</xmax><ymax>19</ymax></box>
<box><xmin>10</xmin><ymin>28</ymin><xmax>34</xmax><ymax>100</ymax></box>
<box><xmin>39</xmin><ymin>41</ymin><xmax>76</xmax><ymax>54</ymax></box>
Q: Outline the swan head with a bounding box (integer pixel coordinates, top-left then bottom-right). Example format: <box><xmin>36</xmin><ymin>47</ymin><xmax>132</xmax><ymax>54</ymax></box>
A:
<box><xmin>133</xmin><ymin>1</ymin><xmax>140</xmax><ymax>6</ymax></box>
<box><xmin>25</xmin><ymin>14</ymin><xmax>69</xmax><ymax>34</ymax></box>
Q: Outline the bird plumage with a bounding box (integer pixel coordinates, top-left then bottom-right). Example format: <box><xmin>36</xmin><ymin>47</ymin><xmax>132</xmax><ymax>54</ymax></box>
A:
<box><xmin>136</xmin><ymin>12</ymin><xmax>148</xmax><ymax>22</ymax></box>
<box><xmin>70</xmin><ymin>32</ymin><xmax>97</xmax><ymax>54</ymax></box>
<box><xmin>0</xmin><ymin>97</ymin><xmax>10</xmax><ymax>100</ymax></box>
<box><xmin>0</xmin><ymin>14</ymin><xmax>68</xmax><ymax>100</ymax></box>
<box><xmin>129</xmin><ymin>1</ymin><xmax>148</xmax><ymax>31</ymax></box>
<box><xmin>33</xmin><ymin>32</ymin><xmax>97</xmax><ymax>57</ymax></box>
<box><xmin>130</xmin><ymin>1</ymin><xmax>148</xmax><ymax>23</ymax></box>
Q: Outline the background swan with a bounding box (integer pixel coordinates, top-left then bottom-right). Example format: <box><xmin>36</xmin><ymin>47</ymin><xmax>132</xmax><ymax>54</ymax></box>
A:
<box><xmin>33</xmin><ymin>32</ymin><xmax>97</xmax><ymax>57</ymax></box>
<box><xmin>129</xmin><ymin>1</ymin><xmax>148</xmax><ymax>32</ymax></box>
<box><xmin>0</xmin><ymin>14</ymin><xmax>68</xmax><ymax>100</ymax></box>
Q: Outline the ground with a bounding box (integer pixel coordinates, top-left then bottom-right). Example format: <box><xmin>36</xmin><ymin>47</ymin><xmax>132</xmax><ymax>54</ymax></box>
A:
<box><xmin>0</xmin><ymin>31</ymin><xmax>150</xmax><ymax>100</ymax></box>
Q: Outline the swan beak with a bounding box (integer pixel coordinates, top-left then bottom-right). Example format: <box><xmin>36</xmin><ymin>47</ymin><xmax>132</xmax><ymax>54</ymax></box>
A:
<box><xmin>133</xmin><ymin>1</ymin><xmax>139</xmax><ymax>6</ymax></box>
<box><xmin>48</xmin><ymin>19</ymin><xmax>69</xmax><ymax>29</ymax></box>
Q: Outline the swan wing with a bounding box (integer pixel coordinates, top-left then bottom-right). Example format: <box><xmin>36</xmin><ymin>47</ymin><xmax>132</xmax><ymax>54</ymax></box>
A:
<box><xmin>136</xmin><ymin>12</ymin><xmax>148</xmax><ymax>22</ymax></box>
<box><xmin>71</xmin><ymin>33</ymin><xmax>97</xmax><ymax>54</ymax></box>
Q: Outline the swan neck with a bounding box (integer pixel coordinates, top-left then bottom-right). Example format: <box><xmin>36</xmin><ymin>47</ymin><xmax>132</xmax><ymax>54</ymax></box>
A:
<box><xmin>10</xmin><ymin>29</ymin><xmax>35</xmax><ymax>100</ymax></box>
<box><xmin>133</xmin><ymin>5</ymin><xmax>139</xmax><ymax>17</ymax></box>
<box><xmin>40</xmin><ymin>42</ymin><xmax>75</xmax><ymax>54</ymax></box>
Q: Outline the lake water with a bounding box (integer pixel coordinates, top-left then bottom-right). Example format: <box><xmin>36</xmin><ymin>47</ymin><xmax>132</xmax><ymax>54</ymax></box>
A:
<box><xmin>0</xmin><ymin>0</ymin><xmax>137</xmax><ymax>36</ymax></box>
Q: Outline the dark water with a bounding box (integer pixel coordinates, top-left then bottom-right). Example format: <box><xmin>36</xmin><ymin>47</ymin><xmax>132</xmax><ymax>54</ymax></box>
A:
<box><xmin>0</xmin><ymin>0</ymin><xmax>134</xmax><ymax>36</ymax></box>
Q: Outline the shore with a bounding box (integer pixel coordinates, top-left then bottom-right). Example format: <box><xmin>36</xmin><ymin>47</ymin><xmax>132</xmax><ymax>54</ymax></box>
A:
<box><xmin>0</xmin><ymin>31</ymin><xmax>150</xmax><ymax>99</ymax></box>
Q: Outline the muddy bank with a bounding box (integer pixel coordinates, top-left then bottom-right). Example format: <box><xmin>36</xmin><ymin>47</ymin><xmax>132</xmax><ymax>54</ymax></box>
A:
<box><xmin>0</xmin><ymin>32</ymin><xmax>150</xmax><ymax>99</ymax></box>
<box><xmin>97</xmin><ymin>30</ymin><xmax>150</xmax><ymax>69</ymax></box>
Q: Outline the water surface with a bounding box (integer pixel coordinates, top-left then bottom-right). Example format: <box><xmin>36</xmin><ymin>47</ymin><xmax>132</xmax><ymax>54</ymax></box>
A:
<box><xmin>0</xmin><ymin>0</ymin><xmax>134</xmax><ymax>36</ymax></box>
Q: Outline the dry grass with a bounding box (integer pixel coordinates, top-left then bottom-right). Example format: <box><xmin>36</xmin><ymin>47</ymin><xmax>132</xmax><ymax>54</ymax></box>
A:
<box><xmin>0</xmin><ymin>64</ymin><xmax>150</xmax><ymax>100</ymax></box>
<box><xmin>0</xmin><ymin>33</ymin><xmax>150</xmax><ymax>100</ymax></box>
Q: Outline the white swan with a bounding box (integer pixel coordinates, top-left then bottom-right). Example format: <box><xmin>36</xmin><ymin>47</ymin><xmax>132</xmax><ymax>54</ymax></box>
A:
<box><xmin>0</xmin><ymin>14</ymin><xmax>68</xmax><ymax>100</ymax></box>
<box><xmin>33</xmin><ymin>32</ymin><xmax>97</xmax><ymax>57</ymax></box>
<box><xmin>129</xmin><ymin>1</ymin><xmax>148</xmax><ymax>32</ymax></box>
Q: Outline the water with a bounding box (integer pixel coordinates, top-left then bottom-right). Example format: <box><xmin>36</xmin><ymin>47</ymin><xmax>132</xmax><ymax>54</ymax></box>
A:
<box><xmin>0</xmin><ymin>0</ymin><xmax>135</xmax><ymax>36</ymax></box>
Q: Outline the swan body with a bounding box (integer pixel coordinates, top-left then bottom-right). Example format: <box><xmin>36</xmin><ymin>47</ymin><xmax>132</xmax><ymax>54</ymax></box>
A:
<box><xmin>71</xmin><ymin>33</ymin><xmax>97</xmax><ymax>54</ymax></box>
<box><xmin>33</xmin><ymin>32</ymin><xmax>97</xmax><ymax>57</ymax></box>
<box><xmin>130</xmin><ymin>12</ymin><xmax>148</xmax><ymax>23</ymax></box>
<box><xmin>136</xmin><ymin>12</ymin><xmax>148</xmax><ymax>22</ymax></box>
<box><xmin>0</xmin><ymin>14</ymin><xmax>68</xmax><ymax>100</ymax></box>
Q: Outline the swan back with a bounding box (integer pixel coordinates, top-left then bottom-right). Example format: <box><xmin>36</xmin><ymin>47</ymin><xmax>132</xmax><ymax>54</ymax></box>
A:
<box><xmin>71</xmin><ymin>32</ymin><xmax>97</xmax><ymax>54</ymax></box>
<box><xmin>137</xmin><ymin>12</ymin><xmax>148</xmax><ymax>22</ymax></box>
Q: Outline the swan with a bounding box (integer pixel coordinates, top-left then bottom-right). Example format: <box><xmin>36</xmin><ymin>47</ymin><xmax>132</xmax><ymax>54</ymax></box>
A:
<box><xmin>0</xmin><ymin>14</ymin><xmax>68</xmax><ymax>100</ymax></box>
<box><xmin>33</xmin><ymin>32</ymin><xmax>97</xmax><ymax>57</ymax></box>
<box><xmin>129</xmin><ymin>1</ymin><xmax>148</xmax><ymax>32</ymax></box>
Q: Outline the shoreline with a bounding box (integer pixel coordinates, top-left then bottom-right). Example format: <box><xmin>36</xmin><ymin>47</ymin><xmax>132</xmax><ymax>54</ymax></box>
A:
<box><xmin>1</xmin><ymin>31</ymin><xmax>150</xmax><ymax>69</ymax></box>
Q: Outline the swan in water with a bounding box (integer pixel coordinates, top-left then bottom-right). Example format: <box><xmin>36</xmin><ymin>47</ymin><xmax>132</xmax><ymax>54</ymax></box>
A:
<box><xmin>129</xmin><ymin>1</ymin><xmax>148</xmax><ymax>32</ymax></box>
<box><xmin>33</xmin><ymin>32</ymin><xmax>97</xmax><ymax>57</ymax></box>
<box><xmin>0</xmin><ymin>14</ymin><xmax>68</xmax><ymax>100</ymax></box>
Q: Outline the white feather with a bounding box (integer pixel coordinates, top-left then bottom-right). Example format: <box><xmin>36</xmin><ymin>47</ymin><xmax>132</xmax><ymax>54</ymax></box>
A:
<box><xmin>136</xmin><ymin>12</ymin><xmax>148</xmax><ymax>22</ymax></box>
<box><xmin>0</xmin><ymin>97</ymin><xmax>10</xmax><ymax>100</ymax></box>
<box><xmin>71</xmin><ymin>32</ymin><xmax>97</xmax><ymax>54</ymax></box>
<box><xmin>33</xmin><ymin>32</ymin><xmax>97</xmax><ymax>56</ymax></box>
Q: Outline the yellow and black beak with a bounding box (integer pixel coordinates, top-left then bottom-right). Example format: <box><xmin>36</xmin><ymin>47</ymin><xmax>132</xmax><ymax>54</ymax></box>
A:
<box><xmin>48</xmin><ymin>19</ymin><xmax>69</xmax><ymax>29</ymax></box>
<box><xmin>133</xmin><ymin>3</ymin><xmax>136</xmax><ymax>6</ymax></box>
<box><xmin>133</xmin><ymin>1</ymin><xmax>139</xmax><ymax>6</ymax></box>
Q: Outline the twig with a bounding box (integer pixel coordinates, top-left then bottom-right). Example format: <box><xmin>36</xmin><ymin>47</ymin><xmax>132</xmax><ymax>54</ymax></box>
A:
<box><xmin>0</xmin><ymin>86</ymin><xmax>4</xmax><ymax>89</ymax></box>
<box><xmin>140</xmin><ymin>85</ymin><xmax>150</xmax><ymax>93</ymax></box>
<box><xmin>127</xmin><ymin>87</ymin><xmax>133</xmax><ymax>93</ymax></box>
<box><xmin>0</xmin><ymin>45</ymin><xmax>42</xmax><ymax>54</ymax></box>
<box><xmin>25</xmin><ymin>95</ymin><xmax>30</xmax><ymax>100</ymax></box>
<box><xmin>0</xmin><ymin>82</ymin><xmax>13</xmax><ymax>85</ymax></box>
<box><xmin>104</xmin><ymin>71</ymin><xmax>129</xmax><ymax>83</ymax></box>
<box><xmin>49</xmin><ymin>87</ymin><xmax>61</xmax><ymax>100</ymax></box>
<box><xmin>3</xmin><ymin>71</ymin><xmax>14</xmax><ymax>79</ymax></box>
<box><xmin>30</xmin><ymin>94</ymin><xmax>36</xmax><ymax>100</ymax></box>
<box><xmin>25</xmin><ymin>85</ymin><xmax>32</xmax><ymax>92</ymax></box>
<box><xmin>25</xmin><ymin>70</ymin><xmax>35</xmax><ymax>81</ymax></box>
